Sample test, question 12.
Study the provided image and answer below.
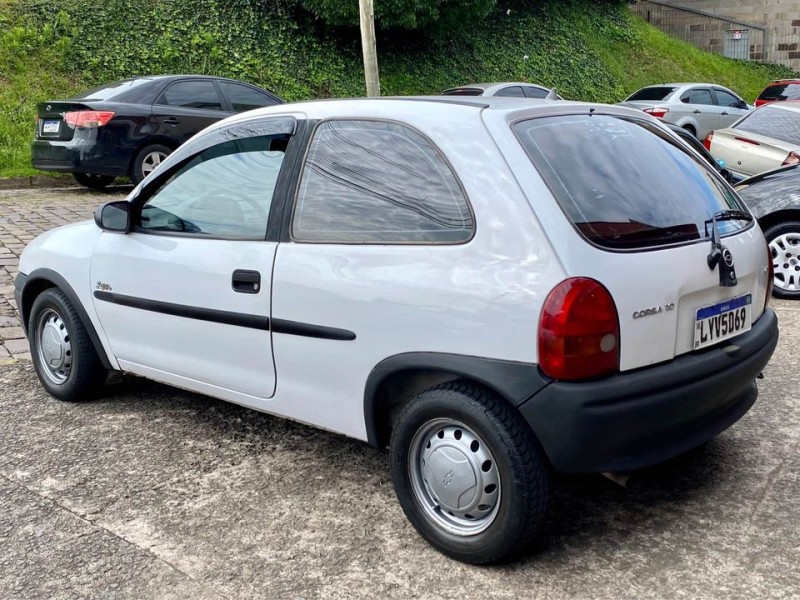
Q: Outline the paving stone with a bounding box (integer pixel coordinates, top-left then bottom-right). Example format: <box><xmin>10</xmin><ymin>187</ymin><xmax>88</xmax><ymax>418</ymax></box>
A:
<box><xmin>0</xmin><ymin>316</ymin><xmax>19</xmax><ymax>327</ymax></box>
<box><xmin>0</xmin><ymin>344</ymin><xmax>10</xmax><ymax>359</ymax></box>
<box><xmin>0</xmin><ymin>327</ymin><xmax>24</xmax><ymax>340</ymax></box>
<box><xmin>3</xmin><ymin>338</ymin><xmax>29</xmax><ymax>354</ymax></box>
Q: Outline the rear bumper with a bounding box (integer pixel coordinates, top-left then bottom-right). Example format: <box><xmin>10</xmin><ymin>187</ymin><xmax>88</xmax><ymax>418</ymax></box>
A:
<box><xmin>520</xmin><ymin>308</ymin><xmax>779</xmax><ymax>474</ymax></box>
<box><xmin>31</xmin><ymin>138</ymin><xmax>130</xmax><ymax>177</ymax></box>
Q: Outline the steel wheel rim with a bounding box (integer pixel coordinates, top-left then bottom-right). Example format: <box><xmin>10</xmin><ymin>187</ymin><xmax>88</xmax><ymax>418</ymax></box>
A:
<box><xmin>141</xmin><ymin>150</ymin><xmax>168</xmax><ymax>178</ymax></box>
<box><xmin>408</xmin><ymin>418</ymin><xmax>501</xmax><ymax>536</ymax></box>
<box><xmin>769</xmin><ymin>231</ymin><xmax>800</xmax><ymax>292</ymax></box>
<box><xmin>35</xmin><ymin>308</ymin><xmax>73</xmax><ymax>385</ymax></box>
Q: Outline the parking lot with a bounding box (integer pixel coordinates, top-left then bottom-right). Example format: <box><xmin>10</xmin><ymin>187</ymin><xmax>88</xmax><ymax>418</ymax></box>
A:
<box><xmin>1</xmin><ymin>186</ymin><xmax>799</xmax><ymax>599</ymax></box>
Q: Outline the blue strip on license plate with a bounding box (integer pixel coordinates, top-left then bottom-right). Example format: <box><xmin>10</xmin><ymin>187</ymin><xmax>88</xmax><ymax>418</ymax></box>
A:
<box><xmin>696</xmin><ymin>294</ymin><xmax>752</xmax><ymax>320</ymax></box>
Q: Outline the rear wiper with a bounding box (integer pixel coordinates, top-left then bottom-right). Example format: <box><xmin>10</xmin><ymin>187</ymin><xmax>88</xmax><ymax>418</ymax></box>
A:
<box><xmin>704</xmin><ymin>210</ymin><xmax>753</xmax><ymax>287</ymax></box>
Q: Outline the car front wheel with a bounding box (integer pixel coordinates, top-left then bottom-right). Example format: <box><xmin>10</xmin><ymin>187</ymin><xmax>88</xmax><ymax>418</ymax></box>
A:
<box><xmin>389</xmin><ymin>381</ymin><xmax>550</xmax><ymax>564</ymax></box>
<box><xmin>29</xmin><ymin>288</ymin><xmax>107</xmax><ymax>401</ymax></box>
<box><xmin>765</xmin><ymin>221</ymin><xmax>800</xmax><ymax>299</ymax></box>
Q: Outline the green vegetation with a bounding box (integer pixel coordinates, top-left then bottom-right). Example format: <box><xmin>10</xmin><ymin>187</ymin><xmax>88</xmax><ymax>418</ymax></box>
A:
<box><xmin>0</xmin><ymin>0</ymin><xmax>795</xmax><ymax>178</ymax></box>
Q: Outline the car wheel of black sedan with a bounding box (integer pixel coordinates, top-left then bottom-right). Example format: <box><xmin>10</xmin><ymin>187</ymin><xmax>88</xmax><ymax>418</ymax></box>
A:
<box><xmin>73</xmin><ymin>173</ymin><xmax>116</xmax><ymax>190</ymax></box>
<box><xmin>764</xmin><ymin>221</ymin><xmax>800</xmax><ymax>299</ymax></box>
<box><xmin>131</xmin><ymin>144</ymin><xmax>172</xmax><ymax>185</ymax></box>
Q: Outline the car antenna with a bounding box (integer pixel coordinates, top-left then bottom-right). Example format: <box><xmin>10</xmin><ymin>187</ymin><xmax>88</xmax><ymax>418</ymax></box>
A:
<box><xmin>546</xmin><ymin>88</ymin><xmax>559</xmax><ymax>101</ymax></box>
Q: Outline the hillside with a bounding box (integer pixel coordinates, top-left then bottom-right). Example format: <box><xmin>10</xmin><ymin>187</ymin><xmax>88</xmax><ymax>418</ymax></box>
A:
<box><xmin>0</xmin><ymin>0</ymin><xmax>795</xmax><ymax>178</ymax></box>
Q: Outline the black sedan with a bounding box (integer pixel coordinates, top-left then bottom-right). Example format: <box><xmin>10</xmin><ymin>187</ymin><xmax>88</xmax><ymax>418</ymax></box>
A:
<box><xmin>32</xmin><ymin>75</ymin><xmax>283</xmax><ymax>189</ymax></box>
<box><xmin>735</xmin><ymin>164</ymin><xmax>800</xmax><ymax>299</ymax></box>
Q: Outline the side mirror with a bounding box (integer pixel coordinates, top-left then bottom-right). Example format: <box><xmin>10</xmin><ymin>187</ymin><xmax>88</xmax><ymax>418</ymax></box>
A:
<box><xmin>94</xmin><ymin>201</ymin><xmax>130</xmax><ymax>233</ymax></box>
<box><xmin>740</xmin><ymin>100</ymin><xmax>749</xmax><ymax>110</ymax></box>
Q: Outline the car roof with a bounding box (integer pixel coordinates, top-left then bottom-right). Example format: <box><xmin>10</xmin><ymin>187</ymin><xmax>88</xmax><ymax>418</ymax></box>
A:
<box><xmin>637</xmin><ymin>83</ymin><xmax>725</xmax><ymax>89</ymax></box>
<box><xmin>756</xmin><ymin>101</ymin><xmax>800</xmax><ymax>114</ymax></box>
<box><xmin>444</xmin><ymin>82</ymin><xmax>550</xmax><ymax>93</ymax></box>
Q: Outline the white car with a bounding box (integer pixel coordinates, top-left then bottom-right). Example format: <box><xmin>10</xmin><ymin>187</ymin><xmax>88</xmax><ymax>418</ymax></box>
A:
<box><xmin>705</xmin><ymin>102</ymin><xmax>800</xmax><ymax>178</ymax></box>
<box><xmin>15</xmin><ymin>97</ymin><xmax>778</xmax><ymax>564</ymax></box>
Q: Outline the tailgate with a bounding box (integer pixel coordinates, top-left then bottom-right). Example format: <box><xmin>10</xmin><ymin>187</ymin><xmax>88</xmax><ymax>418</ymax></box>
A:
<box><xmin>711</xmin><ymin>129</ymin><xmax>791</xmax><ymax>176</ymax></box>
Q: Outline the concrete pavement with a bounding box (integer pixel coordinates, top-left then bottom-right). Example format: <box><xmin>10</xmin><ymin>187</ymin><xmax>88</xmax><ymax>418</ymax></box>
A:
<box><xmin>0</xmin><ymin>186</ymin><xmax>798</xmax><ymax>599</ymax></box>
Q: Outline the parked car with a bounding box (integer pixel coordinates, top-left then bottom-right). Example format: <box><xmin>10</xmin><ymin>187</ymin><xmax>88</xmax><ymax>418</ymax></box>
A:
<box><xmin>442</xmin><ymin>81</ymin><xmax>561</xmax><ymax>99</ymax></box>
<box><xmin>15</xmin><ymin>97</ymin><xmax>778</xmax><ymax>564</ymax></box>
<box><xmin>31</xmin><ymin>75</ymin><xmax>283</xmax><ymax>189</ymax></box>
<box><xmin>704</xmin><ymin>102</ymin><xmax>800</xmax><ymax>178</ymax></box>
<box><xmin>734</xmin><ymin>164</ymin><xmax>800</xmax><ymax>299</ymax></box>
<box><xmin>755</xmin><ymin>79</ymin><xmax>800</xmax><ymax>107</ymax></box>
<box><xmin>620</xmin><ymin>83</ymin><xmax>750</xmax><ymax>139</ymax></box>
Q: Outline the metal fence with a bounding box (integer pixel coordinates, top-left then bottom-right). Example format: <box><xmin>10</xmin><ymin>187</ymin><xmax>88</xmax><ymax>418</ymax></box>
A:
<box><xmin>630</xmin><ymin>0</ymin><xmax>768</xmax><ymax>63</ymax></box>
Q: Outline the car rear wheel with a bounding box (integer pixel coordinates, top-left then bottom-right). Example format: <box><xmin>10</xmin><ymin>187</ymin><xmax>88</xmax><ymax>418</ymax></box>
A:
<box><xmin>73</xmin><ymin>173</ymin><xmax>116</xmax><ymax>190</ymax></box>
<box><xmin>131</xmin><ymin>144</ymin><xmax>172</xmax><ymax>184</ymax></box>
<box><xmin>765</xmin><ymin>221</ymin><xmax>800</xmax><ymax>299</ymax></box>
<box><xmin>29</xmin><ymin>288</ymin><xmax>107</xmax><ymax>401</ymax></box>
<box><xmin>389</xmin><ymin>381</ymin><xmax>550</xmax><ymax>564</ymax></box>
<box><xmin>682</xmin><ymin>124</ymin><xmax>697</xmax><ymax>138</ymax></box>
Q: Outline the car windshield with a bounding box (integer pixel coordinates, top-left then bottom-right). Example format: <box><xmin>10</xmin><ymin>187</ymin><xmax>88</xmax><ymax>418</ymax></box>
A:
<box><xmin>734</xmin><ymin>105</ymin><xmax>800</xmax><ymax>145</ymax></box>
<box><xmin>513</xmin><ymin>115</ymin><xmax>749</xmax><ymax>249</ymax></box>
<box><xmin>442</xmin><ymin>88</ymin><xmax>483</xmax><ymax>96</ymax></box>
<box><xmin>626</xmin><ymin>87</ymin><xmax>676</xmax><ymax>101</ymax></box>
<box><xmin>758</xmin><ymin>83</ymin><xmax>800</xmax><ymax>102</ymax></box>
<box><xmin>71</xmin><ymin>78</ymin><xmax>155</xmax><ymax>101</ymax></box>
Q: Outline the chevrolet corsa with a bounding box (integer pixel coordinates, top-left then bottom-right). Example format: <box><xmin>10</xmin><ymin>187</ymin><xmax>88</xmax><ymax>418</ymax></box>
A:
<box><xmin>15</xmin><ymin>97</ymin><xmax>779</xmax><ymax>564</ymax></box>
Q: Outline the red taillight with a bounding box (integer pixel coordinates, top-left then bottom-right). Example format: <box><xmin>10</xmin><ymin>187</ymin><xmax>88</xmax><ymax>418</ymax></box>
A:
<box><xmin>703</xmin><ymin>132</ymin><xmax>713</xmax><ymax>151</ymax></box>
<box><xmin>643</xmin><ymin>107</ymin><xmax>669</xmax><ymax>119</ymax></box>
<box><xmin>64</xmin><ymin>110</ymin><xmax>115</xmax><ymax>128</ymax></box>
<box><xmin>765</xmin><ymin>242</ymin><xmax>774</xmax><ymax>308</ymax></box>
<box><xmin>538</xmin><ymin>278</ymin><xmax>620</xmax><ymax>381</ymax></box>
<box><xmin>782</xmin><ymin>151</ymin><xmax>800</xmax><ymax>166</ymax></box>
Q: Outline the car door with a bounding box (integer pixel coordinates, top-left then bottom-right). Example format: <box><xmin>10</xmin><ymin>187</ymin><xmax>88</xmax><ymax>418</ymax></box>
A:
<box><xmin>152</xmin><ymin>79</ymin><xmax>231</xmax><ymax>144</ymax></box>
<box><xmin>219</xmin><ymin>81</ymin><xmax>282</xmax><ymax>113</ymax></box>
<box><xmin>713</xmin><ymin>87</ymin><xmax>749</xmax><ymax>129</ymax></box>
<box><xmin>678</xmin><ymin>87</ymin><xmax>717</xmax><ymax>138</ymax></box>
<box><xmin>89</xmin><ymin>116</ymin><xmax>298</xmax><ymax>399</ymax></box>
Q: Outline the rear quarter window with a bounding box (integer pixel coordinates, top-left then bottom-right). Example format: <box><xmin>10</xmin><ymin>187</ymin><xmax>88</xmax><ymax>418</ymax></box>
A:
<box><xmin>513</xmin><ymin>115</ymin><xmax>748</xmax><ymax>249</ymax></box>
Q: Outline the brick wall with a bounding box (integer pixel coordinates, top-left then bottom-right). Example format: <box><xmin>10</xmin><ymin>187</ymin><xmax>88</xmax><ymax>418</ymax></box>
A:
<box><xmin>668</xmin><ymin>0</ymin><xmax>800</xmax><ymax>69</ymax></box>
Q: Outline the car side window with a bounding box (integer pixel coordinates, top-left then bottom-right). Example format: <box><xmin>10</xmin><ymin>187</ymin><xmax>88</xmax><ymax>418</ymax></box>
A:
<box><xmin>523</xmin><ymin>86</ymin><xmax>548</xmax><ymax>99</ymax></box>
<box><xmin>220</xmin><ymin>82</ymin><xmax>279</xmax><ymax>112</ymax></box>
<box><xmin>680</xmin><ymin>88</ymin><xmax>714</xmax><ymax>106</ymax></box>
<box><xmin>157</xmin><ymin>80</ymin><xmax>223</xmax><ymax>111</ymax></box>
<box><xmin>496</xmin><ymin>86</ymin><xmax>525</xmax><ymax>98</ymax></box>
<box><xmin>292</xmin><ymin>120</ymin><xmax>473</xmax><ymax>244</ymax></box>
<box><xmin>136</xmin><ymin>135</ymin><xmax>287</xmax><ymax>238</ymax></box>
<box><xmin>714</xmin><ymin>89</ymin><xmax>742</xmax><ymax>108</ymax></box>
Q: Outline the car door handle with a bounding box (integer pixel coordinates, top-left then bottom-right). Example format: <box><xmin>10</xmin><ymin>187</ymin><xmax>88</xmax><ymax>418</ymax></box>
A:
<box><xmin>163</xmin><ymin>117</ymin><xmax>180</xmax><ymax>125</ymax></box>
<box><xmin>232</xmin><ymin>269</ymin><xmax>261</xmax><ymax>294</ymax></box>
<box><xmin>693</xmin><ymin>110</ymin><xmax>702</xmax><ymax>114</ymax></box>
<box><xmin>721</xmin><ymin>111</ymin><xmax>729</xmax><ymax>116</ymax></box>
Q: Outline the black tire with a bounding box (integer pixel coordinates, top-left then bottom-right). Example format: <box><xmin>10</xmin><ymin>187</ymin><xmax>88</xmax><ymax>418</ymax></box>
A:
<box><xmin>682</xmin><ymin>124</ymin><xmax>697</xmax><ymax>138</ymax></box>
<box><xmin>764</xmin><ymin>220</ymin><xmax>800</xmax><ymax>299</ymax></box>
<box><xmin>131</xmin><ymin>144</ymin><xmax>172</xmax><ymax>185</ymax></box>
<box><xmin>28</xmin><ymin>288</ymin><xmax>107</xmax><ymax>402</ymax></box>
<box><xmin>73</xmin><ymin>172</ymin><xmax>116</xmax><ymax>190</ymax></box>
<box><xmin>389</xmin><ymin>381</ymin><xmax>550</xmax><ymax>564</ymax></box>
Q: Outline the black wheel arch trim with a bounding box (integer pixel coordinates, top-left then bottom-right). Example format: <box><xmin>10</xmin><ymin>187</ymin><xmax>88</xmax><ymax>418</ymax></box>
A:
<box><xmin>363</xmin><ymin>352</ymin><xmax>551</xmax><ymax>447</ymax></box>
<box><xmin>16</xmin><ymin>268</ymin><xmax>113</xmax><ymax>370</ymax></box>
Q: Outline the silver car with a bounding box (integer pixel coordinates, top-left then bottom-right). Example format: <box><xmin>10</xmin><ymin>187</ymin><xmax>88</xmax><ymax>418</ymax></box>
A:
<box><xmin>621</xmin><ymin>83</ymin><xmax>750</xmax><ymax>139</ymax></box>
<box><xmin>442</xmin><ymin>81</ymin><xmax>561</xmax><ymax>99</ymax></box>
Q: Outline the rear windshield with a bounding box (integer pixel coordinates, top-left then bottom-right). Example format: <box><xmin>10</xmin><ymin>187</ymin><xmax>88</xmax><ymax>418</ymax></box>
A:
<box><xmin>442</xmin><ymin>88</ymin><xmax>483</xmax><ymax>96</ymax></box>
<box><xmin>513</xmin><ymin>115</ymin><xmax>749</xmax><ymax>249</ymax></box>
<box><xmin>626</xmin><ymin>87</ymin><xmax>675</xmax><ymax>102</ymax></box>
<box><xmin>757</xmin><ymin>83</ymin><xmax>800</xmax><ymax>102</ymax></box>
<box><xmin>71</xmin><ymin>78</ymin><xmax>155</xmax><ymax>101</ymax></box>
<box><xmin>735</xmin><ymin>105</ymin><xmax>800</xmax><ymax>145</ymax></box>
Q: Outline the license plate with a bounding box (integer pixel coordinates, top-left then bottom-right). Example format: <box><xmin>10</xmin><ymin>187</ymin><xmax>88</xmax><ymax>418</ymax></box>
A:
<box><xmin>42</xmin><ymin>120</ymin><xmax>60</xmax><ymax>134</ymax></box>
<box><xmin>694</xmin><ymin>294</ymin><xmax>752</xmax><ymax>350</ymax></box>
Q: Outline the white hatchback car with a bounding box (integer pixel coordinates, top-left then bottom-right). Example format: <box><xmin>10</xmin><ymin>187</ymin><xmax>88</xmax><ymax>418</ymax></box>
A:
<box><xmin>15</xmin><ymin>97</ymin><xmax>779</xmax><ymax>564</ymax></box>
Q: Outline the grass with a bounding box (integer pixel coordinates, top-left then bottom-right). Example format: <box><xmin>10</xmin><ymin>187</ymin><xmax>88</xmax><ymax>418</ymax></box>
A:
<box><xmin>0</xmin><ymin>1</ymin><xmax>796</xmax><ymax>179</ymax></box>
